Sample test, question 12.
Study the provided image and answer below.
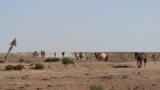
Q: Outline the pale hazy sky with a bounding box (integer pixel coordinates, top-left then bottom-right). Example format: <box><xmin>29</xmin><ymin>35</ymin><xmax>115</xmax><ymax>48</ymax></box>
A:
<box><xmin>0</xmin><ymin>0</ymin><xmax>160</xmax><ymax>52</ymax></box>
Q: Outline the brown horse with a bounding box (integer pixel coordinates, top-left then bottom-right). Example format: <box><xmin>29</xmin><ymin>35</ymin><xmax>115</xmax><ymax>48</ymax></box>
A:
<box><xmin>33</xmin><ymin>51</ymin><xmax>38</xmax><ymax>57</ymax></box>
<box><xmin>62</xmin><ymin>51</ymin><xmax>65</xmax><ymax>57</ymax></box>
<box><xmin>54</xmin><ymin>52</ymin><xmax>56</xmax><ymax>57</ymax></box>
<box><xmin>152</xmin><ymin>54</ymin><xmax>158</xmax><ymax>64</ymax></box>
<box><xmin>135</xmin><ymin>52</ymin><xmax>147</xmax><ymax>68</ymax></box>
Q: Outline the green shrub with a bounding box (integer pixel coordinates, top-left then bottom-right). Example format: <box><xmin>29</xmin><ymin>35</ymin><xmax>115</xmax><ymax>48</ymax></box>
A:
<box><xmin>5</xmin><ymin>65</ymin><xmax>14</xmax><ymax>70</ymax></box>
<box><xmin>90</xmin><ymin>84</ymin><xmax>104</xmax><ymax>90</ymax></box>
<box><xmin>45</xmin><ymin>58</ymin><xmax>52</xmax><ymax>62</ymax></box>
<box><xmin>45</xmin><ymin>58</ymin><xmax>60</xmax><ymax>62</ymax></box>
<box><xmin>52</xmin><ymin>58</ymin><xmax>60</xmax><ymax>62</ymax></box>
<box><xmin>13</xmin><ymin>64</ymin><xmax>25</xmax><ymax>70</ymax></box>
<box><xmin>35</xmin><ymin>63</ymin><xmax>45</xmax><ymax>69</ymax></box>
<box><xmin>62</xmin><ymin>57</ymin><xmax>74</xmax><ymax>65</ymax></box>
<box><xmin>5</xmin><ymin>64</ymin><xmax>25</xmax><ymax>70</ymax></box>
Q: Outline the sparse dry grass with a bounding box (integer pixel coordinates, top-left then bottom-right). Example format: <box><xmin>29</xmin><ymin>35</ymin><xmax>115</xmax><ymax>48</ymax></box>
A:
<box><xmin>0</xmin><ymin>52</ymin><xmax>159</xmax><ymax>90</ymax></box>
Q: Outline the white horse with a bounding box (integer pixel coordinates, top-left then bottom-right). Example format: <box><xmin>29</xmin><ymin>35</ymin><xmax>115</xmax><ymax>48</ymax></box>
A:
<box><xmin>95</xmin><ymin>52</ymin><xmax>108</xmax><ymax>62</ymax></box>
<box><xmin>75</xmin><ymin>52</ymin><xmax>85</xmax><ymax>61</ymax></box>
<box><xmin>75</xmin><ymin>53</ymin><xmax>80</xmax><ymax>60</ymax></box>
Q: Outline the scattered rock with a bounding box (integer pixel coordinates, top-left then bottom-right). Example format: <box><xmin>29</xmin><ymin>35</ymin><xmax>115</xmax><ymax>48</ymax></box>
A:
<box><xmin>47</xmin><ymin>85</ymin><xmax>52</xmax><ymax>87</ymax></box>
<box><xmin>137</xmin><ymin>72</ymin><xmax>141</xmax><ymax>74</ymax></box>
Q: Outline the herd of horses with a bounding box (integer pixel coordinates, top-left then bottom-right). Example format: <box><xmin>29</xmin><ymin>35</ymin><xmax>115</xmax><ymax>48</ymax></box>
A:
<box><xmin>75</xmin><ymin>52</ymin><xmax>158</xmax><ymax>68</ymax></box>
<box><xmin>74</xmin><ymin>52</ymin><xmax>108</xmax><ymax>62</ymax></box>
<box><xmin>32</xmin><ymin>50</ymin><xmax>46</xmax><ymax>58</ymax></box>
<box><xmin>32</xmin><ymin>51</ymin><xmax>158</xmax><ymax>68</ymax></box>
<box><xmin>32</xmin><ymin>51</ymin><xmax>65</xmax><ymax>58</ymax></box>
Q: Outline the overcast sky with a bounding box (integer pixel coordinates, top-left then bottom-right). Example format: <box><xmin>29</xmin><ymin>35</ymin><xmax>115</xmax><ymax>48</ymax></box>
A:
<box><xmin>0</xmin><ymin>0</ymin><xmax>160</xmax><ymax>52</ymax></box>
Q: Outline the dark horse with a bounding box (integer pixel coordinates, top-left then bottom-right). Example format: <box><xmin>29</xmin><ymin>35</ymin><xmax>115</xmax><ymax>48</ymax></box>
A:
<box><xmin>135</xmin><ymin>52</ymin><xmax>147</xmax><ymax>68</ymax></box>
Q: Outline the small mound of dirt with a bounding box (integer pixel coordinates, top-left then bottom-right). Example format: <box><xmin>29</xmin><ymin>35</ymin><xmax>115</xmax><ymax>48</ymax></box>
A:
<box><xmin>113</xmin><ymin>64</ymin><xmax>134</xmax><ymax>68</ymax></box>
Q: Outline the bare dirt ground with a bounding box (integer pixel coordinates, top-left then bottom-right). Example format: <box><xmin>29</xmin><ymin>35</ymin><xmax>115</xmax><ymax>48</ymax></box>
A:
<box><xmin>0</xmin><ymin>52</ymin><xmax>159</xmax><ymax>90</ymax></box>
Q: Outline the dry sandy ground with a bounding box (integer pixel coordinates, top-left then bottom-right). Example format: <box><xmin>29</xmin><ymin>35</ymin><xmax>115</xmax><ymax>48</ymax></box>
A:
<box><xmin>0</xmin><ymin>60</ymin><xmax>159</xmax><ymax>90</ymax></box>
<box><xmin>0</xmin><ymin>52</ymin><xmax>159</xmax><ymax>90</ymax></box>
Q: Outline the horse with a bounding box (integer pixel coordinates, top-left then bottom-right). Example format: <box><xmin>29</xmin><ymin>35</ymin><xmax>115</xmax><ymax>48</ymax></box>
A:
<box><xmin>75</xmin><ymin>53</ymin><xmax>80</xmax><ymax>60</ymax></box>
<box><xmin>79</xmin><ymin>52</ymin><xmax>85</xmax><ymax>60</ymax></box>
<box><xmin>95</xmin><ymin>52</ymin><xmax>108</xmax><ymax>62</ymax></box>
<box><xmin>40</xmin><ymin>50</ymin><xmax>45</xmax><ymax>58</ymax></box>
<box><xmin>152</xmin><ymin>54</ymin><xmax>158</xmax><ymax>64</ymax></box>
<box><xmin>75</xmin><ymin>52</ymin><xmax>85</xmax><ymax>61</ymax></box>
<box><xmin>62</xmin><ymin>51</ymin><xmax>65</xmax><ymax>57</ymax></box>
<box><xmin>54</xmin><ymin>52</ymin><xmax>56</xmax><ymax>57</ymax></box>
<box><xmin>135</xmin><ymin>52</ymin><xmax>147</xmax><ymax>68</ymax></box>
<box><xmin>33</xmin><ymin>51</ymin><xmax>38</xmax><ymax>57</ymax></box>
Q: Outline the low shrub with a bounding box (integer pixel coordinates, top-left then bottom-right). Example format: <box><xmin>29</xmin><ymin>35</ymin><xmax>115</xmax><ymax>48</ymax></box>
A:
<box><xmin>62</xmin><ymin>57</ymin><xmax>74</xmax><ymax>65</ymax></box>
<box><xmin>5</xmin><ymin>64</ymin><xmax>25</xmax><ymax>70</ymax></box>
<box><xmin>52</xmin><ymin>58</ymin><xmax>60</xmax><ymax>62</ymax></box>
<box><xmin>90</xmin><ymin>84</ymin><xmax>104</xmax><ymax>90</ymax></box>
<box><xmin>35</xmin><ymin>63</ymin><xmax>45</xmax><ymax>69</ymax></box>
<box><xmin>13</xmin><ymin>64</ymin><xmax>25</xmax><ymax>70</ymax></box>
<box><xmin>45</xmin><ymin>58</ymin><xmax>52</xmax><ymax>62</ymax></box>
<box><xmin>45</xmin><ymin>58</ymin><xmax>60</xmax><ymax>62</ymax></box>
<box><xmin>5</xmin><ymin>65</ymin><xmax>14</xmax><ymax>70</ymax></box>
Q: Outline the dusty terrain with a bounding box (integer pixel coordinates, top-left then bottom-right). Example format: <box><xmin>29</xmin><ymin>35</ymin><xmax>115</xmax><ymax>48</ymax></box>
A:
<box><xmin>0</xmin><ymin>52</ymin><xmax>159</xmax><ymax>90</ymax></box>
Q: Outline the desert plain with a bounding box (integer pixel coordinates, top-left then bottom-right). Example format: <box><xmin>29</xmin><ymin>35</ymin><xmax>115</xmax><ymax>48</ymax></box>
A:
<box><xmin>0</xmin><ymin>52</ymin><xmax>159</xmax><ymax>90</ymax></box>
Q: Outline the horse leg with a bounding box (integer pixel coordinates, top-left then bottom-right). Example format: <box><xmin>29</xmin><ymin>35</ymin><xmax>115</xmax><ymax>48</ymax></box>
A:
<box><xmin>76</xmin><ymin>56</ymin><xmax>80</xmax><ymax>61</ymax></box>
<box><xmin>80</xmin><ymin>57</ymin><xmax>82</xmax><ymax>61</ymax></box>
<box><xmin>144</xmin><ymin>60</ymin><xmax>145</xmax><ymax>67</ymax></box>
<box><xmin>137</xmin><ymin>60</ymin><xmax>141</xmax><ymax>68</ymax></box>
<box><xmin>103</xmin><ymin>58</ymin><xmax>105</xmax><ymax>62</ymax></box>
<box><xmin>105</xmin><ymin>56</ymin><xmax>108</xmax><ymax>62</ymax></box>
<box><xmin>100</xmin><ymin>58</ymin><xmax>102</xmax><ymax>62</ymax></box>
<box><xmin>104</xmin><ymin>58</ymin><xmax>107</xmax><ymax>62</ymax></box>
<box><xmin>98</xmin><ymin>58</ymin><xmax>100</xmax><ymax>62</ymax></box>
<box><xmin>154</xmin><ymin>59</ymin><xmax>156</xmax><ymax>64</ymax></box>
<box><xmin>107</xmin><ymin>56</ymin><xmax>108</xmax><ymax>62</ymax></box>
<box><xmin>144</xmin><ymin>58</ymin><xmax>147</xmax><ymax>67</ymax></box>
<box><xmin>76</xmin><ymin>57</ymin><xmax>78</xmax><ymax>61</ymax></box>
<box><xmin>139</xmin><ymin>60</ymin><xmax>142</xmax><ymax>68</ymax></box>
<box><xmin>144</xmin><ymin>62</ymin><xmax>146</xmax><ymax>67</ymax></box>
<box><xmin>137</xmin><ymin>60</ymin><xmax>139</xmax><ymax>68</ymax></box>
<box><xmin>78</xmin><ymin>57</ymin><xmax>80</xmax><ymax>61</ymax></box>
